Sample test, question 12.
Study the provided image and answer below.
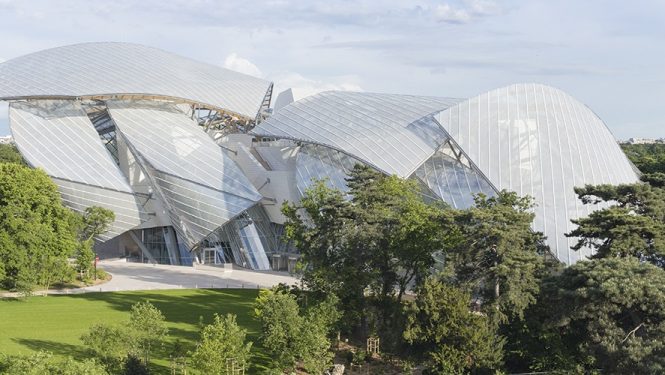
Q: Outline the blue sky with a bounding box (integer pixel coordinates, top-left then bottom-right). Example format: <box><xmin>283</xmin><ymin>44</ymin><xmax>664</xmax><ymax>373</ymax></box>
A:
<box><xmin>0</xmin><ymin>0</ymin><xmax>663</xmax><ymax>140</ymax></box>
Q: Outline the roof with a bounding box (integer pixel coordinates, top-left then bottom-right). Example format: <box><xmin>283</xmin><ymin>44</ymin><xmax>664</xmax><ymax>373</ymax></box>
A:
<box><xmin>252</xmin><ymin>91</ymin><xmax>462</xmax><ymax>178</ymax></box>
<box><xmin>9</xmin><ymin>100</ymin><xmax>144</xmax><ymax>239</ymax></box>
<box><xmin>107</xmin><ymin>100</ymin><xmax>262</xmax><ymax>247</ymax></box>
<box><xmin>0</xmin><ymin>42</ymin><xmax>272</xmax><ymax>119</ymax></box>
<box><xmin>436</xmin><ymin>83</ymin><xmax>639</xmax><ymax>264</ymax></box>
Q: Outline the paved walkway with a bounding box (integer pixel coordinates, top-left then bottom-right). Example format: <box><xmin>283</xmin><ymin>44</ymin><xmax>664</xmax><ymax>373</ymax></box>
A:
<box><xmin>2</xmin><ymin>260</ymin><xmax>299</xmax><ymax>297</ymax></box>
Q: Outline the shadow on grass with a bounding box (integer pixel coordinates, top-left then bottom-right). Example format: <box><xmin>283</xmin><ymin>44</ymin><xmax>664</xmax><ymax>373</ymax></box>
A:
<box><xmin>11</xmin><ymin>338</ymin><xmax>88</xmax><ymax>359</ymax></box>
<box><xmin>49</xmin><ymin>289</ymin><xmax>272</xmax><ymax>373</ymax></box>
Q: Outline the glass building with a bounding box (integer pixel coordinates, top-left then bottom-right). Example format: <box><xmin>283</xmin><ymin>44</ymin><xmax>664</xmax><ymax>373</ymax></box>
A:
<box><xmin>0</xmin><ymin>43</ymin><xmax>639</xmax><ymax>267</ymax></box>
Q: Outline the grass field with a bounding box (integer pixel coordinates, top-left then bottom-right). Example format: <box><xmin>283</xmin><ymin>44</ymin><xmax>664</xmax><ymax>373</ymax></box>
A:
<box><xmin>0</xmin><ymin>289</ymin><xmax>270</xmax><ymax>373</ymax></box>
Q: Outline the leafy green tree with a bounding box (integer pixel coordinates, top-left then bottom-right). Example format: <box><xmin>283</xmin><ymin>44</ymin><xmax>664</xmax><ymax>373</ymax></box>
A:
<box><xmin>81</xmin><ymin>323</ymin><xmax>131</xmax><ymax>372</ymax></box>
<box><xmin>191</xmin><ymin>313</ymin><xmax>252</xmax><ymax>375</ymax></box>
<box><xmin>300</xmin><ymin>295</ymin><xmax>341</xmax><ymax>374</ymax></box>
<box><xmin>254</xmin><ymin>289</ymin><xmax>305</xmax><ymax>372</ymax></box>
<box><xmin>254</xmin><ymin>288</ymin><xmax>340</xmax><ymax>373</ymax></box>
<box><xmin>0</xmin><ymin>351</ymin><xmax>108</xmax><ymax>375</ymax></box>
<box><xmin>82</xmin><ymin>301</ymin><xmax>168</xmax><ymax>371</ymax></box>
<box><xmin>0</xmin><ymin>164</ymin><xmax>79</xmax><ymax>291</ymax></box>
<box><xmin>128</xmin><ymin>301</ymin><xmax>169</xmax><ymax>366</ymax></box>
<box><xmin>0</xmin><ymin>143</ymin><xmax>25</xmax><ymax>165</ymax></box>
<box><xmin>75</xmin><ymin>207</ymin><xmax>115</xmax><ymax>280</ymax></box>
<box><xmin>536</xmin><ymin>258</ymin><xmax>665</xmax><ymax>374</ymax></box>
<box><xmin>80</xmin><ymin>206</ymin><xmax>115</xmax><ymax>241</ymax></box>
<box><xmin>621</xmin><ymin>143</ymin><xmax>665</xmax><ymax>174</ymax></box>
<box><xmin>404</xmin><ymin>275</ymin><xmax>504</xmax><ymax>374</ymax></box>
<box><xmin>448</xmin><ymin>191</ymin><xmax>548</xmax><ymax>323</ymax></box>
<box><xmin>569</xmin><ymin>178</ymin><xmax>665</xmax><ymax>266</ymax></box>
<box><xmin>283</xmin><ymin>164</ymin><xmax>446</xmax><ymax>333</ymax></box>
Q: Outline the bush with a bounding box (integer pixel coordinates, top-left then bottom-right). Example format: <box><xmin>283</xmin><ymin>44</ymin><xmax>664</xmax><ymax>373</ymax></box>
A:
<box><xmin>95</xmin><ymin>268</ymin><xmax>109</xmax><ymax>281</ymax></box>
<box><xmin>0</xmin><ymin>351</ymin><xmax>108</xmax><ymax>374</ymax></box>
<box><xmin>352</xmin><ymin>349</ymin><xmax>367</xmax><ymax>365</ymax></box>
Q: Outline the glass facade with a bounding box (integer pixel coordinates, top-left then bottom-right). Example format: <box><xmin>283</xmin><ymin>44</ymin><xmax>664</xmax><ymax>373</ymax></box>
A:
<box><xmin>253</xmin><ymin>91</ymin><xmax>462</xmax><ymax>177</ymax></box>
<box><xmin>436</xmin><ymin>83</ymin><xmax>639</xmax><ymax>263</ymax></box>
<box><xmin>1</xmin><ymin>43</ymin><xmax>641</xmax><ymax>266</ymax></box>
<box><xmin>107</xmin><ymin>100</ymin><xmax>262</xmax><ymax>250</ymax></box>
<box><xmin>0</xmin><ymin>42</ymin><xmax>272</xmax><ymax>119</ymax></box>
<box><xmin>9</xmin><ymin>100</ymin><xmax>144</xmax><ymax>240</ymax></box>
<box><xmin>411</xmin><ymin>140</ymin><xmax>496</xmax><ymax>209</ymax></box>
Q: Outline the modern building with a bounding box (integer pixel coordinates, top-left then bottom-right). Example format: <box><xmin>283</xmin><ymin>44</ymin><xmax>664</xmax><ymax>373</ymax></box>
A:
<box><xmin>0</xmin><ymin>43</ymin><xmax>639</xmax><ymax>267</ymax></box>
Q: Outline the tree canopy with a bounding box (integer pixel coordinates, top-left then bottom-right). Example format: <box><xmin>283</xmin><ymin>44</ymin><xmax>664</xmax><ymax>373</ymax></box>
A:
<box><xmin>569</xmin><ymin>174</ymin><xmax>665</xmax><ymax>267</ymax></box>
<box><xmin>537</xmin><ymin>258</ymin><xmax>665</xmax><ymax>374</ymax></box>
<box><xmin>621</xmin><ymin>143</ymin><xmax>665</xmax><ymax>174</ymax></box>
<box><xmin>446</xmin><ymin>192</ymin><xmax>549</xmax><ymax>323</ymax></box>
<box><xmin>404</xmin><ymin>275</ymin><xmax>504</xmax><ymax>374</ymax></box>
<box><xmin>283</xmin><ymin>165</ymin><xmax>447</xmax><ymax>334</ymax></box>
<box><xmin>0</xmin><ymin>144</ymin><xmax>25</xmax><ymax>165</ymax></box>
<box><xmin>0</xmin><ymin>163</ymin><xmax>79</xmax><ymax>291</ymax></box>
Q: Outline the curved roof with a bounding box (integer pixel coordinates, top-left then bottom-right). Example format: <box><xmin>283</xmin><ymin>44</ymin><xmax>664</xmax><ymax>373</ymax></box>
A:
<box><xmin>107</xmin><ymin>100</ymin><xmax>262</xmax><ymax>248</ymax></box>
<box><xmin>9</xmin><ymin>100</ymin><xmax>144</xmax><ymax>239</ymax></box>
<box><xmin>252</xmin><ymin>91</ymin><xmax>462</xmax><ymax>177</ymax></box>
<box><xmin>436</xmin><ymin>83</ymin><xmax>639</xmax><ymax>264</ymax></box>
<box><xmin>0</xmin><ymin>42</ymin><xmax>272</xmax><ymax>119</ymax></box>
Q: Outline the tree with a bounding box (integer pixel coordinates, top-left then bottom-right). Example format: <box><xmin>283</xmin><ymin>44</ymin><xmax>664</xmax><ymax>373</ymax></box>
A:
<box><xmin>128</xmin><ymin>301</ymin><xmax>169</xmax><ymax>366</ymax></box>
<box><xmin>254</xmin><ymin>289</ymin><xmax>305</xmax><ymax>372</ymax></box>
<box><xmin>569</xmin><ymin>177</ymin><xmax>665</xmax><ymax>266</ymax></box>
<box><xmin>404</xmin><ymin>275</ymin><xmax>504</xmax><ymax>374</ymax></box>
<box><xmin>80</xmin><ymin>206</ymin><xmax>115</xmax><ymax>242</ymax></box>
<box><xmin>254</xmin><ymin>289</ymin><xmax>340</xmax><ymax>373</ymax></box>
<box><xmin>0</xmin><ymin>164</ymin><xmax>79</xmax><ymax>292</ymax></box>
<box><xmin>535</xmin><ymin>258</ymin><xmax>665</xmax><ymax>374</ymax></box>
<box><xmin>75</xmin><ymin>206</ymin><xmax>115</xmax><ymax>280</ymax></box>
<box><xmin>448</xmin><ymin>191</ymin><xmax>548</xmax><ymax>323</ymax></box>
<box><xmin>621</xmin><ymin>143</ymin><xmax>665</xmax><ymax>174</ymax></box>
<box><xmin>300</xmin><ymin>295</ymin><xmax>341</xmax><ymax>374</ymax></box>
<box><xmin>81</xmin><ymin>323</ymin><xmax>131</xmax><ymax>372</ymax></box>
<box><xmin>0</xmin><ymin>143</ymin><xmax>25</xmax><ymax>165</ymax></box>
<box><xmin>81</xmin><ymin>301</ymin><xmax>168</xmax><ymax>372</ymax></box>
<box><xmin>191</xmin><ymin>313</ymin><xmax>252</xmax><ymax>375</ymax></box>
<box><xmin>282</xmin><ymin>164</ymin><xmax>446</xmax><ymax>334</ymax></box>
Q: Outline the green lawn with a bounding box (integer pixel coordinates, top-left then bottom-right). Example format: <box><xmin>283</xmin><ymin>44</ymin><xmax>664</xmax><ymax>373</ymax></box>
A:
<box><xmin>0</xmin><ymin>289</ymin><xmax>270</xmax><ymax>373</ymax></box>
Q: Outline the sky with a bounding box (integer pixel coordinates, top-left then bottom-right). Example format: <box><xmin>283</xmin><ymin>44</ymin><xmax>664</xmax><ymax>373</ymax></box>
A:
<box><xmin>0</xmin><ymin>0</ymin><xmax>663</xmax><ymax>140</ymax></box>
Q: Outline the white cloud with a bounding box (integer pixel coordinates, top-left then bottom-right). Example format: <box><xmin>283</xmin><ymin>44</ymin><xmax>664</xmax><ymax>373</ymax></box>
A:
<box><xmin>434</xmin><ymin>4</ymin><xmax>471</xmax><ymax>24</ymax></box>
<box><xmin>223</xmin><ymin>52</ymin><xmax>264</xmax><ymax>78</ymax></box>
<box><xmin>434</xmin><ymin>0</ymin><xmax>499</xmax><ymax>24</ymax></box>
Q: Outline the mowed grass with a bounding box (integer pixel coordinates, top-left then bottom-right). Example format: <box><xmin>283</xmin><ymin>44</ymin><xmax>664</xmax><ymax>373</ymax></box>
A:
<box><xmin>0</xmin><ymin>289</ymin><xmax>270</xmax><ymax>373</ymax></box>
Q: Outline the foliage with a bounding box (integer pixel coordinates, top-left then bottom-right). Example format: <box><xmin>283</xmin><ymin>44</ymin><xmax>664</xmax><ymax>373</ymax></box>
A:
<box><xmin>0</xmin><ymin>289</ymin><xmax>268</xmax><ymax>372</ymax></box>
<box><xmin>0</xmin><ymin>351</ymin><xmax>108</xmax><ymax>375</ymax></box>
<box><xmin>569</xmin><ymin>177</ymin><xmax>665</xmax><ymax>266</ymax></box>
<box><xmin>79</xmin><ymin>206</ymin><xmax>115</xmax><ymax>242</ymax></box>
<box><xmin>254</xmin><ymin>289</ymin><xmax>305</xmax><ymax>372</ymax></box>
<box><xmin>74</xmin><ymin>207</ymin><xmax>114</xmax><ymax>280</ymax></box>
<box><xmin>534</xmin><ymin>258</ymin><xmax>665</xmax><ymax>374</ymax></box>
<box><xmin>81</xmin><ymin>323</ymin><xmax>132</xmax><ymax>372</ymax></box>
<box><xmin>621</xmin><ymin>143</ymin><xmax>665</xmax><ymax>174</ymax></box>
<box><xmin>282</xmin><ymin>164</ymin><xmax>446</xmax><ymax>333</ymax></box>
<box><xmin>0</xmin><ymin>144</ymin><xmax>25</xmax><ymax>165</ymax></box>
<box><xmin>254</xmin><ymin>288</ymin><xmax>339</xmax><ymax>373</ymax></box>
<box><xmin>190</xmin><ymin>313</ymin><xmax>252</xmax><ymax>374</ymax></box>
<box><xmin>81</xmin><ymin>301</ymin><xmax>168</xmax><ymax>372</ymax></box>
<box><xmin>447</xmin><ymin>191</ymin><xmax>548</xmax><ymax>323</ymax></box>
<box><xmin>128</xmin><ymin>301</ymin><xmax>169</xmax><ymax>365</ymax></box>
<box><xmin>404</xmin><ymin>275</ymin><xmax>504</xmax><ymax>374</ymax></box>
<box><xmin>123</xmin><ymin>354</ymin><xmax>150</xmax><ymax>375</ymax></box>
<box><xmin>0</xmin><ymin>163</ymin><xmax>80</xmax><ymax>291</ymax></box>
<box><xmin>75</xmin><ymin>240</ymin><xmax>96</xmax><ymax>281</ymax></box>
